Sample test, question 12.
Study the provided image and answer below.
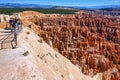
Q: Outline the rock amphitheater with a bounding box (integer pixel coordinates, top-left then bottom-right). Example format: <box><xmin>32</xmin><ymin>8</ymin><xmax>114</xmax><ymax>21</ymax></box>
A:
<box><xmin>0</xmin><ymin>11</ymin><xmax>120</xmax><ymax>80</ymax></box>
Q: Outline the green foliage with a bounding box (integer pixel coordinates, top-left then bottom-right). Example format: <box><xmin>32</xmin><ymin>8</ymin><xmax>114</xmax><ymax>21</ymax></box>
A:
<box><xmin>61</xmin><ymin>74</ymin><xmax>64</xmax><ymax>78</ymax></box>
<box><xmin>38</xmin><ymin>38</ymin><xmax>43</xmax><ymax>43</ymax></box>
<box><xmin>23</xmin><ymin>51</ymin><xmax>29</xmax><ymax>56</ymax></box>
<box><xmin>0</xmin><ymin>8</ymin><xmax>77</xmax><ymax>15</ymax></box>
<box><xmin>26</xmin><ymin>31</ymin><xmax>30</xmax><ymax>34</ymax></box>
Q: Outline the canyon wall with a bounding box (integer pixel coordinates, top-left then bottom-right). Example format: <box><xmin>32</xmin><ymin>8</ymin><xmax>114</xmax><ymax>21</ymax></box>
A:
<box><xmin>21</xmin><ymin>11</ymin><xmax>120</xmax><ymax>80</ymax></box>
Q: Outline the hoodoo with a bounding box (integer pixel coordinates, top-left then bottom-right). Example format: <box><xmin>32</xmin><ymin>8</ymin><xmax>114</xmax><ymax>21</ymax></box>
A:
<box><xmin>20</xmin><ymin>11</ymin><xmax>120</xmax><ymax>80</ymax></box>
<box><xmin>0</xmin><ymin>10</ymin><xmax>120</xmax><ymax>80</ymax></box>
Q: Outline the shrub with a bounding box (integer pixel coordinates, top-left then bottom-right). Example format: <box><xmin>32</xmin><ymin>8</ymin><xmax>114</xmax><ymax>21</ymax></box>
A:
<box><xmin>0</xmin><ymin>8</ymin><xmax>77</xmax><ymax>14</ymax></box>
<box><xmin>26</xmin><ymin>31</ymin><xmax>30</xmax><ymax>34</ymax></box>
<box><xmin>38</xmin><ymin>38</ymin><xmax>43</xmax><ymax>43</ymax></box>
<box><xmin>23</xmin><ymin>51</ymin><xmax>29</xmax><ymax>56</ymax></box>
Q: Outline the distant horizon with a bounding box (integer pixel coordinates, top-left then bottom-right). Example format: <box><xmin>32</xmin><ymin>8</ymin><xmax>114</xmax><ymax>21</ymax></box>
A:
<box><xmin>0</xmin><ymin>0</ymin><xmax>120</xmax><ymax>7</ymax></box>
<box><xmin>0</xmin><ymin>2</ymin><xmax>120</xmax><ymax>7</ymax></box>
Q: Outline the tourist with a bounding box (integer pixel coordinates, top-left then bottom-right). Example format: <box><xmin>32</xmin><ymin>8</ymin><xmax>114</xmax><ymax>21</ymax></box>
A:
<box><xmin>9</xmin><ymin>18</ymin><xmax>14</xmax><ymax>32</ymax></box>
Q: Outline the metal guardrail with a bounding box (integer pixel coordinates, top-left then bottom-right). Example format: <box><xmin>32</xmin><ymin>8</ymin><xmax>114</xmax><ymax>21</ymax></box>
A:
<box><xmin>0</xmin><ymin>26</ymin><xmax>22</xmax><ymax>49</ymax></box>
<box><xmin>0</xmin><ymin>32</ymin><xmax>13</xmax><ymax>49</ymax></box>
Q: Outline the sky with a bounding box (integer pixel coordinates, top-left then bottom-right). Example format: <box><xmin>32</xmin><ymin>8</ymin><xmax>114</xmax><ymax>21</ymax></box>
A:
<box><xmin>0</xmin><ymin>0</ymin><xmax>120</xmax><ymax>6</ymax></box>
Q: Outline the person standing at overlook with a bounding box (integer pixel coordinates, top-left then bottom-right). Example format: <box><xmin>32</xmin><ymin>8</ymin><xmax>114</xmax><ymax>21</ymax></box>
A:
<box><xmin>10</xmin><ymin>17</ymin><xmax>22</xmax><ymax>49</ymax></box>
<box><xmin>9</xmin><ymin>18</ymin><xmax>14</xmax><ymax>32</ymax></box>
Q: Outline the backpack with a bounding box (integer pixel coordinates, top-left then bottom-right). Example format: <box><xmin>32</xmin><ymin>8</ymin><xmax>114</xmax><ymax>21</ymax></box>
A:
<box><xmin>12</xmin><ymin>21</ymin><xmax>16</xmax><ymax>28</ymax></box>
<box><xmin>9</xmin><ymin>19</ymin><xmax>14</xmax><ymax>25</ymax></box>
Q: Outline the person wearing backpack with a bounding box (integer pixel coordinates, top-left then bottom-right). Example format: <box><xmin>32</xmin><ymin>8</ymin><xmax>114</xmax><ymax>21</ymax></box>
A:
<box><xmin>9</xmin><ymin>18</ymin><xmax>14</xmax><ymax>32</ymax></box>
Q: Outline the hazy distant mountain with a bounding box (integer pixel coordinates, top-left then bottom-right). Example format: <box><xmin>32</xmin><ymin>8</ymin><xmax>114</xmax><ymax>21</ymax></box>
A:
<box><xmin>52</xmin><ymin>5</ymin><xmax>120</xmax><ymax>10</ymax></box>
<box><xmin>0</xmin><ymin>3</ymin><xmax>54</xmax><ymax>8</ymax></box>
<box><xmin>0</xmin><ymin>3</ymin><xmax>120</xmax><ymax>10</ymax></box>
<box><xmin>52</xmin><ymin>6</ymin><xmax>91</xmax><ymax>11</ymax></box>
<box><xmin>52</xmin><ymin>6</ymin><xmax>75</xmax><ymax>10</ymax></box>
<box><xmin>87</xmin><ymin>5</ymin><xmax>120</xmax><ymax>9</ymax></box>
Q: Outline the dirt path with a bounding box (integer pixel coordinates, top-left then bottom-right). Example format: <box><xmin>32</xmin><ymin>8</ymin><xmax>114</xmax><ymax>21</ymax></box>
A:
<box><xmin>0</xmin><ymin>48</ymin><xmax>45</xmax><ymax>80</ymax></box>
<box><xmin>0</xmin><ymin>28</ymin><xmax>45</xmax><ymax>80</ymax></box>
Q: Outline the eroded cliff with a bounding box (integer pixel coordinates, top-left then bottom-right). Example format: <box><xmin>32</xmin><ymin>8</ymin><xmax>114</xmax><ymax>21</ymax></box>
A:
<box><xmin>20</xmin><ymin>11</ymin><xmax>120</xmax><ymax>80</ymax></box>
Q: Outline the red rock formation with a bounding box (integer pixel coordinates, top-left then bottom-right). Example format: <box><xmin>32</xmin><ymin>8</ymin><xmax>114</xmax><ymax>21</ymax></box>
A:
<box><xmin>21</xmin><ymin>12</ymin><xmax>120</xmax><ymax>80</ymax></box>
